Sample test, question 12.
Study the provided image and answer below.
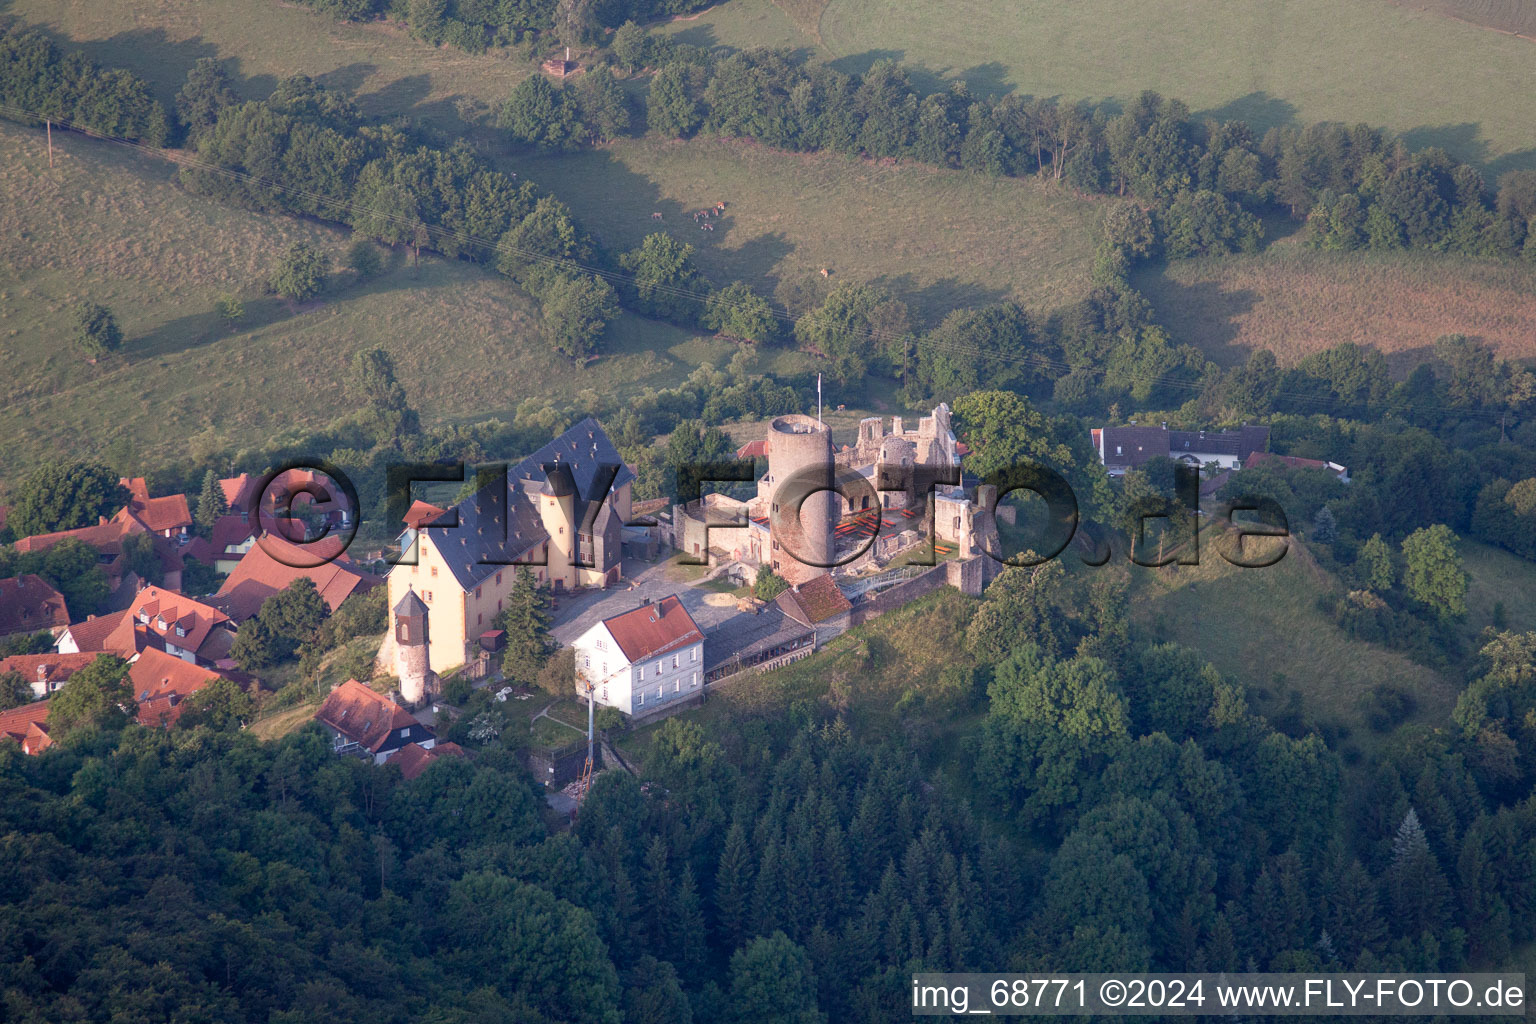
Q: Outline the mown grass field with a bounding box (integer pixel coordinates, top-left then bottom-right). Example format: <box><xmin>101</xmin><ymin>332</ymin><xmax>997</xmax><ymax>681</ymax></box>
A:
<box><xmin>0</xmin><ymin>124</ymin><xmax>726</xmax><ymax>485</ymax></box>
<box><xmin>666</xmin><ymin>0</ymin><xmax>1536</xmax><ymax>173</ymax></box>
<box><xmin>1129</xmin><ymin>531</ymin><xmax>1459</xmax><ymax>748</ymax></box>
<box><xmin>1135</xmin><ymin>244</ymin><xmax>1536</xmax><ymax>374</ymax></box>
<box><xmin>516</xmin><ymin>136</ymin><xmax>1102</xmax><ymax>324</ymax></box>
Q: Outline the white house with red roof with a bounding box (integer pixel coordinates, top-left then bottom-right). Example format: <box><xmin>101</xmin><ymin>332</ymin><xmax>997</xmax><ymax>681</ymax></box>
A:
<box><xmin>573</xmin><ymin>594</ymin><xmax>704</xmax><ymax>718</ymax></box>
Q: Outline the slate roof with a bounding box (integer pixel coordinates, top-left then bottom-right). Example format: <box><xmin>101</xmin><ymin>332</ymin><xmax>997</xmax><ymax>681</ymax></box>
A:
<box><xmin>600</xmin><ymin>595</ymin><xmax>703</xmax><ymax>663</ymax></box>
<box><xmin>416</xmin><ymin>479</ymin><xmax>549</xmax><ymax>592</ymax></box>
<box><xmin>702</xmin><ymin>607</ymin><xmax>813</xmax><ymax>675</ymax></box>
<box><xmin>410</xmin><ymin>418</ymin><xmax>632</xmax><ymax>592</ymax></box>
<box><xmin>1099</xmin><ymin>424</ymin><xmax>1269</xmax><ymax>470</ymax></box>
<box><xmin>0</xmin><ymin>575</ymin><xmax>70</xmax><ymax>637</ymax></box>
<box><xmin>508</xmin><ymin>417</ymin><xmax>635</xmax><ymax>527</ymax></box>
<box><xmin>316</xmin><ymin>679</ymin><xmax>425</xmax><ymax>753</ymax></box>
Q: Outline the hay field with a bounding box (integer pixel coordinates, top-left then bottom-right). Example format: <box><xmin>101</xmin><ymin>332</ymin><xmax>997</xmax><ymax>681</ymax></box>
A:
<box><xmin>1135</xmin><ymin>246</ymin><xmax>1536</xmax><ymax>374</ymax></box>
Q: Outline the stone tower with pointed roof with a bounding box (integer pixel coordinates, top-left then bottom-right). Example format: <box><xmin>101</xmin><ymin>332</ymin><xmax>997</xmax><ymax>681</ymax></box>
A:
<box><xmin>393</xmin><ymin>587</ymin><xmax>436</xmax><ymax>706</ymax></box>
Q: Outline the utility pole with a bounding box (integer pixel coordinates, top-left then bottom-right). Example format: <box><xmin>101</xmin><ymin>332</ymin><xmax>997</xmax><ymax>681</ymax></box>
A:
<box><xmin>817</xmin><ymin>372</ymin><xmax>822</xmax><ymax>423</ymax></box>
<box><xmin>46</xmin><ymin>119</ymin><xmax>53</xmax><ymax>168</ymax></box>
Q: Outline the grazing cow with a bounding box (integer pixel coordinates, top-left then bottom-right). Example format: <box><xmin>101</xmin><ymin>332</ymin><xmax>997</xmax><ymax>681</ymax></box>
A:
<box><xmin>820</xmin><ymin>267</ymin><xmax>830</xmax><ymax>277</ymax></box>
<box><xmin>652</xmin><ymin>212</ymin><xmax>663</xmax><ymax>220</ymax></box>
<box><xmin>707</xmin><ymin>223</ymin><xmax>715</xmax><ymax>231</ymax></box>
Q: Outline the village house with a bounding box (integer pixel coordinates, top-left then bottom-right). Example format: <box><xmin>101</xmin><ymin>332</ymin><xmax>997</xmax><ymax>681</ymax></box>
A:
<box><xmin>129</xmin><ymin>648</ymin><xmax>230</xmax><ymax>728</ymax></box>
<box><xmin>1092</xmin><ymin>423</ymin><xmax>1271</xmax><ymax>477</ymax></box>
<box><xmin>56</xmin><ymin>607</ymin><xmax>166</xmax><ymax>662</ymax></box>
<box><xmin>0</xmin><ymin>700</ymin><xmax>52</xmax><ymax>755</ymax></box>
<box><xmin>379</xmin><ymin>417</ymin><xmax>635</xmax><ymax>678</ymax></box>
<box><xmin>183</xmin><ymin>515</ymin><xmax>258</xmax><ymax>574</ymax></box>
<box><xmin>387</xmin><ymin>740</ymin><xmax>467</xmax><ymax>780</ymax></box>
<box><xmin>773</xmin><ymin>573</ymin><xmax>853</xmax><ymax>643</ymax></box>
<box><xmin>119</xmin><ymin>477</ymin><xmax>193</xmax><ymax>540</ymax></box>
<box><xmin>0</xmin><ymin>574</ymin><xmax>71</xmax><ymax>641</ymax></box>
<box><xmin>12</xmin><ymin>506</ymin><xmax>185</xmax><ymax>600</ymax></box>
<box><xmin>0</xmin><ymin>652</ymin><xmax>98</xmax><ymax>699</ymax></box>
<box><xmin>315</xmin><ymin>678</ymin><xmax>436</xmax><ymax>764</ymax></box>
<box><xmin>115</xmin><ymin>586</ymin><xmax>235</xmax><ymax>665</ymax></box>
<box><xmin>1245</xmin><ymin>450</ymin><xmax>1350</xmax><ymax>482</ymax></box>
<box><xmin>573</xmin><ymin>595</ymin><xmax>705</xmax><ymax>719</ymax></box>
<box><xmin>215</xmin><ymin>533</ymin><xmax>379</xmax><ymax>622</ymax></box>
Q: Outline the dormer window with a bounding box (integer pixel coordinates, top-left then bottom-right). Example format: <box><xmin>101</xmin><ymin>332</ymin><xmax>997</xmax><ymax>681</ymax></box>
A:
<box><xmin>138</xmin><ymin>612</ymin><xmax>150</xmax><ymax>624</ymax></box>
<box><xmin>175</xmin><ymin>625</ymin><xmax>187</xmax><ymax>638</ymax></box>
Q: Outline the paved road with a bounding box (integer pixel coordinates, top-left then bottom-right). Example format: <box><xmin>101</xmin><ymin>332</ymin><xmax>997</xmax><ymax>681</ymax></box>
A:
<box><xmin>550</xmin><ymin>556</ymin><xmax>747</xmax><ymax>645</ymax></box>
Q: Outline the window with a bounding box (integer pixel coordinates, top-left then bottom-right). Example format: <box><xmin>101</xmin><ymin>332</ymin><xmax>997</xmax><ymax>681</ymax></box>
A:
<box><xmin>692</xmin><ymin>671</ymin><xmax>699</xmax><ymax>687</ymax></box>
<box><xmin>672</xmin><ymin>654</ymin><xmax>679</xmax><ymax>669</ymax></box>
<box><xmin>475</xmin><ymin>586</ymin><xmax>482</xmax><ymax>599</ymax></box>
<box><xmin>399</xmin><ymin>728</ymin><xmax>409</xmax><ymax>739</ymax></box>
<box><xmin>637</xmin><ymin>665</ymin><xmax>644</xmax><ymax>681</ymax></box>
<box><xmin>691</xmin><ymin>647</ymin><xmax>698</xmax><ymax>663</ymax></box>
<box><xmin>496</xmin><ymin>571</ymin><xmax>502</xmax><ymax>585</ymax></box>
<box><xmin>477</xmin><ymin>613</ymin><xmax>482</xmax><ymax>625</ymax></box>
<box><xmin>424</xmin><ymin>591</ymin><xmax>432</xmax><ymax>602</ymax></box>
<box><xmin>497</xmin><ymin>599</ymin><xmax>503</xmax><ymax>612</ymax></box>
<box><xmin>175</xmin><ymin>625</ymin><xmax>187</xmax><ymax>638</ymax></box>
<box><xmin>596</xmin><ymin>639</ymin><xmax>605</xmax><ymax>650</ymax></box>
<box><xmin>430</xmin><ymin>565</ymin><xmax>437</xmax><ymax>578</ymax></box>
<box><xmin>674</xmin><ymin>679</ymin><xmax>680</xmax><ymax>693</ymax></box>
<box><xmin>637</xmin><ymin>691</ymin><xmax>645</xmax><ymax>707</ymax></box>
<box><xmin>1115</xmin><ymin>445</ymin><xmax>1123</xmax><ymax>455</ymax></box>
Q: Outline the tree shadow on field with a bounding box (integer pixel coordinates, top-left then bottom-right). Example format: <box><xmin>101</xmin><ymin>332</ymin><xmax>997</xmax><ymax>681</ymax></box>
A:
<box><xmin>876</xmin><ymin>273</ymin><xmax>1010</xmax><ymax>328</ymax></box>
<box><xmin>827</xmin><ymin>48</ymin><xmax>907</xmax><ymax>78</ymax></box>
<box><xmin>318</xmin><ymin>62</ymin><xmax>380</xmax><ymax>100</ymax></box>
<box><xmin>666</xmin><ymin>24</ymin><xmax>720</xmax><ymax>50</ymax></box>
<box><xmin>957</xmin><ymin>62</ymin><xmax>1013</xmax><ymax>101</ymax></box>
<box><xmin>1402</xmin><ymin>123</ymin><xmax>1536</xmax><ymax>176</ymax></box>
<box><xmin>1132</xmin><ymin>266</ymin><xmax>1260</xmax><ymax>368</ymax></box>
<box><xmin>23</xmin><ymin>28</ymin><xmax>239</xmax><ymax>107</ymax></box>
<box><xmin>1195</xmin><ymin>91</ymin><xmax>1299</xmax><ymax>135</ymax></box>
<box><xmin>129</xmin><ymin>256</ymin><xmax>442</xmax><ymax>360</ymax></box>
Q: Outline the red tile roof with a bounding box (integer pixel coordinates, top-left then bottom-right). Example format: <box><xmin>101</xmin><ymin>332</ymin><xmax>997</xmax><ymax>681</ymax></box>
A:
<box><xmin>12</xmin><ymin>508</ymin><xmax>182</xmax><ymax>579</ymax></box>
<box><xmin>776</xmin><ymin>573</ymin><xmax>852</xmax><ymax>625</ymax></box>
<box><xmin>736</xmin><ymin>439</ymin><xmax>768</xmax><ymax>460</ymax></box>
<box><xmin>601</xmin><ymin>595</ymin><xmax>704</xmax><ymax>663</ymax></box>
<box><xmin>0</xmin><ymin>699</ymin><xmax>51</xmax><ymax>754</ymax></box>
<box><xmin>183</xmin><ymin>515</ymin><xmax>256</xmax><ymax>565</ymax></box>
<box><xmin>122</xmin><ymin>586</ymin><xmax>233</xmax><ymax>661</ymax></box>
<box><xmin>0</xmin><ymin>575</ymin><xmax>71</xmax><ymax>638</ymax></box>
<box><xmin>316</xmin><ymin>679</ymin><xmax>423</xmax><ymax>753</ymax></box>
<box><xmin>387</xmin><ymin>740</ymin><xmax>466</xmax><ymax>780</ymax></box>
<box><xmin>0</xmin><ymin>652</ymin><xmax>97</xmax><ymax>691</ymax></box>
<box><xmin>129</xmin><ymin>649</ymin><xmax>225</xmax><ymax>728</ymax></box>
<box><xmin>403</xmin><ymin>500</ymin><xmax>449</xmax><ymax>530</ymax></box>
<box><xmin>215</xmin><ymin>533</ymin><xmax>379</xmax><ymax>621</ymax></box>
<box><xmin>120</xmin><ymin>478</ymin><xmax>192</xmax><ymax>534</ymax></box>
<box><xmin>219</xmin><ymin>473</ymin><xmax>262</xmax><ymax>515</ymax></box>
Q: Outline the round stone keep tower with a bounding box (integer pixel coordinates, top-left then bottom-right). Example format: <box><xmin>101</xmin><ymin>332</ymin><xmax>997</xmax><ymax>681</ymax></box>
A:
<box><xmin>765</xmin><ymin>414</ymin><xmax>835</xmax><ymax>585</ymax></box>
<box><xmin>393</xmin><ymin>587</ymin><xmax>436</xmax><ymax>706</ymax></box>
